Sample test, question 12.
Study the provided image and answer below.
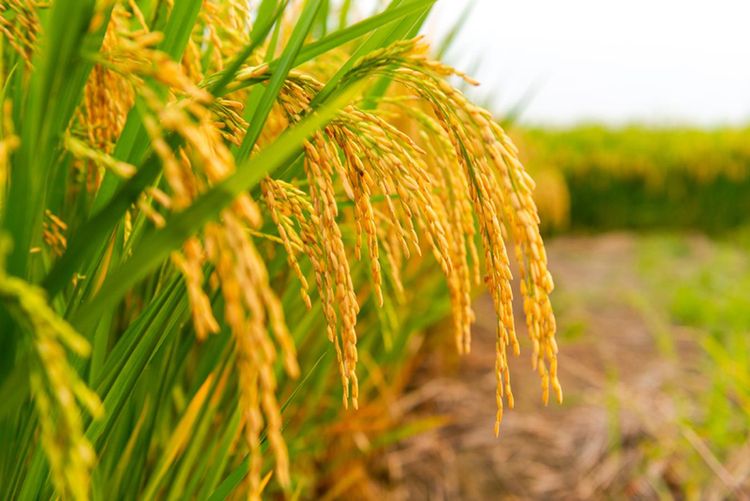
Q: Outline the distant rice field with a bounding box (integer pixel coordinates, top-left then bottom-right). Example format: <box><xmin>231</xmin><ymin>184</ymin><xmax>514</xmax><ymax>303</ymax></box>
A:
<box><xmin>513</xmin><ymin>126</ymin><xmax>750</xmax><ymax>232</ymax></box>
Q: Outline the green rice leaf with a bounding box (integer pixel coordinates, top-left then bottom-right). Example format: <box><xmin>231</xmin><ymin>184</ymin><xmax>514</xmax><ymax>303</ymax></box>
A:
<box><xmin>235</xmin><ymin>0</ymin><xmax>324</xmax><ymax>163</ymax></box>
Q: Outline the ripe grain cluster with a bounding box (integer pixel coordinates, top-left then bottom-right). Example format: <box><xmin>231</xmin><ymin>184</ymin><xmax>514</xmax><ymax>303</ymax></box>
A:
<box><xmin>0</xmin><ymin>1</ymin><xmax>559</xmax><ymax>499</ymax></box>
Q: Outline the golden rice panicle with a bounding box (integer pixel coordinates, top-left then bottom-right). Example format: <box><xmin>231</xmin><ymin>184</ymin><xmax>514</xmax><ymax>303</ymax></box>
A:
<box><xmin>223</xmin><ymin>213</ymin><xmax>297</xmax><ymax>484</ymax></box>
<box><xmin>81</xmin><ymin>5</ymin><xmax>133</xmax><ymax>155</ymax></box>
<box><xmin>396</xmin><ymin>107</ymin><xmax>479</xmax><ymax>354</ymax></box>
<box><xmin>212</xmin><ymin>98</ymin><xmax>250</xmax><ymax>147</ymax></box>
<box><xmin>261</xmin><ymin>179</ymin><xmax>313</xmax><ymax>309</ymax></box>
<box><xmin>139</xmin><ymin>90</ymin><xmax>296</xmax><ymax>501</ymax></box>
<box><xmin>0</xmin><ymin>0</ymin><xmax>41</xmax><ymax>69</ymax></box>
<box><xmin>259</xmin><ymin>177</ymin><xmax>351</xmax><ymax>398</ymax></box>
<box><xmin>276</xmin><ymin>80</ymin><xmax>362</xmax><ymax>404</ymax></box>
<box><xmin>95</xmin><ymin>6</ymin><xmax>208</xmax><ymax>104</ymax></box>
<box><xmin>171</xmin><ymin>238</ymin><xmax>220</xmax><ymax>341</ymax></box>
<box><xmin>346</xmin><ymin>44</ymin><xmax>504</xmax><ymax>360</ymax></box>
<box><xmin>347</xmin><ymin>37</ymin><xmax>559</xmax><ymax>432</ymax></box>
<box><xmin>377</xmin><ymin>216</ymin><xmax>406</xmax><ymax>300</ymax></box>
<box><xmin>196</xmin><ymin>3</ymin><xmax>226</xmax><ymax>75</ymax></box>
<box><xmin>462</xmin><ymin>69</ymin><xmax>560</xmax><ymax>409</ymax></box>
<box><xmin>197</xmin><ymin>0</ymin><xmax>257</xmax><ymax>77</ymax></box>
<box><xmin>42</xmin><ymin>210</ymin><xmax>68</xmax><ymax>256</ymax></box>
<box><xmin>271</xmin><ymin>52</ymin><xmax>533</xmax><ymax>421</ymax></box>
<box><xmin>491</xmin><ymin>124</ymin><xmax>561</xmax><ymax>405</ymax></box>
<box><xmin>303</xmin><ymin>133</ymin><xmax>361</xmax><ymax>408</ymax></box>
<box><xmin>0</xmin><ymin>237</ymin><xmax>102</xmax><ymax>501</ymax></box>
<box><xmin>402</xmin><ymin>106</ymin><xmax>481</xmax><ymax>351</ymax></box>
<box><xmin>279</xmin><ymin>70</ymin><xmax>463</xmax><ymax>406</ymax></box>
<box><xmin>421</xmin><ymin>89</ymin><xmax>519</xmax><ymax>415</ymax></box>
<box><xmin>204</xmin><ymin>224</ymin><xmax>263</xmax><ymax>499</ymax></box>
<box><xmin>205</xmin><ymin>219</ymin><xmax>296</xmax><ymax>501</ymax></box>
<box><xmin>336</xmin><ymin>133</ymin><xmax>383</xmax><ymax>306</ymax></box>
<box><xmin>330</xmin><ymin>108</ymin><xmax>468</xmax><ymax>349</ymax></box>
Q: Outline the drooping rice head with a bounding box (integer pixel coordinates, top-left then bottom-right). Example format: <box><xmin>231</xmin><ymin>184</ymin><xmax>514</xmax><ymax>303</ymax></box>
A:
<box><xmin>1</xmin><ymin>2</ymin><xmax>559</xmax><ymax>499</ymax></box>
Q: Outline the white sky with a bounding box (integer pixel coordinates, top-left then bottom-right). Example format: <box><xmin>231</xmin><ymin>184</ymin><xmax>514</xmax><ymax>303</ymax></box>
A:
<box><xmin>424</xmin><ymin>0</ymin><xmax>750</xmax><ymax>126</ymax></box>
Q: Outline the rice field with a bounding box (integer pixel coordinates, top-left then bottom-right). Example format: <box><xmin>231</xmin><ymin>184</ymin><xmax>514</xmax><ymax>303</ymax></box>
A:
<box><xmin>513</xmin><ymin>126</ymin><xmax>750</xmax><ymax>233</ymax></box>
<box><xmin>1</xmin><ymin>1</ymin><xmax>749</xmax><ymax>500</ymax></box>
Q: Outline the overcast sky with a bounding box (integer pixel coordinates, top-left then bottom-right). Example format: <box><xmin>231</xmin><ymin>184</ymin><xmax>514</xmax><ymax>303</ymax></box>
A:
<box><xmin>424</xmin><ymin>0</ymin><xmax>750</xmax><ymax>126</ymax></box>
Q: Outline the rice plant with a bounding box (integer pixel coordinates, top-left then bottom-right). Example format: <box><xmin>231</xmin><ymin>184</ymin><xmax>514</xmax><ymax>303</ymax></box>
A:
<box><xmin>0</xmin><ymin>1</ymin><xmax>559</xmax><ymax>498</ymax></box>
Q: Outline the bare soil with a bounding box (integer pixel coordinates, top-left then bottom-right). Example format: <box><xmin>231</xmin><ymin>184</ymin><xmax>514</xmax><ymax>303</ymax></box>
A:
<box><xmin>377</xmin><ymin>233</ymin><xmax>749</xmax><ymax>500</ymax></box>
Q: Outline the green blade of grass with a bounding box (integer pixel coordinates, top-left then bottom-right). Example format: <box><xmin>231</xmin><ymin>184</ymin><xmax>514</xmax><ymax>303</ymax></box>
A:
<box><xmin>360</xmin><ymin>0</ymin><xmax>434</xmax><ymax>109</ymax></box>
<box><xmin>159</xmin><ymin>350</ymin><xmax>233</xmax><ymax>501</ymax></box>
<box><xmin>159</xmin><ymin>0</ymin><xmax>203</xmax><ymax>60</ymax></box>
<box><xmin>92</xmin><ymin>274</ymin><xmax>181</xmax><ymax>397</ymax></box>
<box><xmin>338</xmin><ymin>0</ymin><xmax>353</xmax><ymax>29</ymax></box>
<box><xmin>315</xmin><ymin>0</ymin><xmax>331</xmax><ymax>37</ymax></box>
<box><xmin>86</xmin><ymin>286</ymin><xmax>189</xmax><ymax>447</ymax></box>
<box><xmin>207</xmin><ymin>0</ymin><xmax>288</xmax><ymax>95</ymax></box>
<box><xmin>206</xmin><ymin>456</ymin><xmax>250</xmax><ymax>501</ymax></box>
<box><xmin>43</xmin><ymin>150</ymin><xmax>170</xmax><ymax>297</ymax></box>
<box><xmin>141</xmin><ymin>362</ymin><xmax>225</xmax><ymax>501</ymax></box>
<box><xmin>299</xmin><ymin>0</ymin><xmax>433</xmax><ymax>64</ymax></box>
<box><xmin>236</xmin><ymin>0</ymin><xmax>324</xmax><ymax>163</ymax></box>
<box><xmin>212</xmin><ymin>0</ymin><xmax>437</xmax><ymax>96</ymax></box>
<box><xmin>195</xmin><ymin>403</ymin><xmax>242</xmax><ymax>499</ymax></box>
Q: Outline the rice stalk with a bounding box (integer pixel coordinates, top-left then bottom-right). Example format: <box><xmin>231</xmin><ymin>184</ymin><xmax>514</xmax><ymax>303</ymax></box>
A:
<box><xmin>0</xmin><ymin>1</ymin><xmax>559</xmax><ymax>498</ymax></box>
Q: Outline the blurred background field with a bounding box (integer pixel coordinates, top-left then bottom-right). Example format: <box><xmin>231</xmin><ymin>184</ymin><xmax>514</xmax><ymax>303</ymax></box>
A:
<box><xmin>515</xmin><ymin>126</ymin><xmax>750</xmax><ymax>233</ymax></box>
<box><xmin>375</xmin><ymin>231</ymin><xmax>750</xmax><ymax>498</ymax></box>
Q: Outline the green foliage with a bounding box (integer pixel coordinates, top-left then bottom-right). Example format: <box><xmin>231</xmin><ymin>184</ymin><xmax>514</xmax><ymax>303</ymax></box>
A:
<box><xmin>636</xmin><ymin>235</ymin><xmax>750</xmax><ymax>493</ymax></box>
<box><xmin>515</xmin><ymin>125</ymin><xmax>750</xmax><ymax>232</ymax></box>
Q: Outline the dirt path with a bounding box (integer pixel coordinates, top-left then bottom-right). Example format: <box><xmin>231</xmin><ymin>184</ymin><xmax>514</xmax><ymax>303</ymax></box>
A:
<box><xmin>378</xmin><ymin>233</ymin><xmax>717</xmax><ymax>500</ymax></box>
